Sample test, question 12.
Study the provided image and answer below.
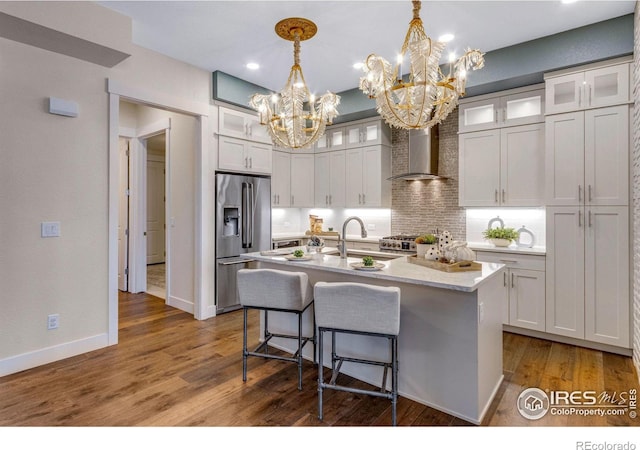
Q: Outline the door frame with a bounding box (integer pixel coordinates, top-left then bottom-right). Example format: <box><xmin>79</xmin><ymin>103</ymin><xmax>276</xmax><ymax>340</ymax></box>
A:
<box><xmin>107</xmin><ymin>79</ymin><xmax>212</xmax><ymax>345</ymax></box>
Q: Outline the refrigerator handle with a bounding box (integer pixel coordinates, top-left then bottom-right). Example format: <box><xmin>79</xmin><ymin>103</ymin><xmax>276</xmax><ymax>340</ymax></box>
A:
<box><xmin>242</xmin><ymin>181</ymin><xmax>254</xmax><ymax>248</ymax></box>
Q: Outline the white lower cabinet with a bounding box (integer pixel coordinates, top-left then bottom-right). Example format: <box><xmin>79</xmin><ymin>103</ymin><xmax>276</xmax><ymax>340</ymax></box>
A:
<box><xmin>546</xmin><ymin>206</ymin><xmax>630</xmax><ymax>348</ymax></box>
<box><xmin>476</xmin><ymin>251</ymin><xmax>546</xmax><ymax>331</ymax></box>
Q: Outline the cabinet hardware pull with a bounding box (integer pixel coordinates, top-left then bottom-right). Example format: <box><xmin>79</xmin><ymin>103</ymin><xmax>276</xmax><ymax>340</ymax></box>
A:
<box><xmin>578</xmin><ymin>210</ymin><xmax>582</xmax><ymax>227</ymax></box>
<box><xmin>362</xmin><ymin>193</ymin><xmax>365</xmax><ymax>204</ymax></box>
<box><xmin>511</xmin><ymin>273</ymin><xmax>515</xmax><ymax>288</ymax></box>
<box><xmin>249</xmin><ymin>157</ymin><xmax>252</xmax><ymax>169</ymax></box>
<box><xmin>495</xmin><ymin>109</ymin><xmax>498</xmax><ymax>123</ymax></box>
<box><xmin>495</xmin><ymin>189</ymin><xmax>498</xmax><ymax>203</ymax></box>
<box><xmin>578</xmin><ymin>86</ymin><xmax>582</xmax><ymax>108</ymax></box>
<box><xmin>329</xmin><ymin>194</ymin><xmax>332</xmax><ymax>204</ymax></box>
<box><xmin>588</xmin><ymin>210</ymin><xmax>592</xmax><ymax>228</ymax></box>
<box><xmin>503</xmin><ymin>272</ymin><xmax>507</xmax><ymax>287</ymax></box>
<box><xmin>500</xmin><ymin>259</ymin><xmax>518</xmax><ymax>264</ymax></box>
<box><xmin>578</xmin><ymin>185</ymin><xmax>582</xmax><ymax>202</ymax></box>
<box><xmin>588</xmin><ymin>85</ymin><xmax>592</xmax><ymax>106</ymax></box>
<box><xmin>502</xmin><ymin>189</ymin><xmax>506</xmax><ymax>203</ymax></box>
<box><xmin>588</xmin><ymin>185</ymin><xmax>592</xmax><ymax>202</ymax></box>
<box><xmin>326</xmin><ymin>195</ymin><xmax>328</xmax><ymax>205</ymax></box>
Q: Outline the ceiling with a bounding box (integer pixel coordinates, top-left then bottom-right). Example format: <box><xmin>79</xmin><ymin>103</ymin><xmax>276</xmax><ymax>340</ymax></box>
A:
<box><xmin>98</xmin><ymin>1</ymin><xmax>635</xmax><ymax>94</ymax></box>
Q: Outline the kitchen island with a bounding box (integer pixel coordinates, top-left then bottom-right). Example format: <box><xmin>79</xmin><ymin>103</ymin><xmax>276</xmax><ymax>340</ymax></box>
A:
<box><xmin>241</xmin><ymin>249</ymin><xmax>506</xmax><ymax>424</ymax></box>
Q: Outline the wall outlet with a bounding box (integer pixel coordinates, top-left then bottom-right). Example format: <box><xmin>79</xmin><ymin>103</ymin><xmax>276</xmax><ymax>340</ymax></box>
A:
<box><xmin>47</xmin><ymin>314</ymin><xmax>59</xmax><ymax>330</ymax></box>
<box><xmin>41</xmin><ymin>221</ymin><xmax>61</xmax><ymax>238</ymax></box>
<box><xmin>367</xmin><ymin>223</ymin><xmax>376</xmax><ymax>231</ymax></box>
<box><xmin>478</xmin><ymin>302</ymin><xmax>484</xmax><ymax>324</ymax></box>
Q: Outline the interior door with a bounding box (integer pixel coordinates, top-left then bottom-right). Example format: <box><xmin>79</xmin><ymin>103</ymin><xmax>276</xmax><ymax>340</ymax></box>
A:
<box><xmin>147</xmin><ymin>157</ymin><xmax>166</xmax><ymax>264</ymax></box>
<box><xmin>118</xmin><ymin>137</ymin><xmax>130</xmax><ymax>291</ymax></box>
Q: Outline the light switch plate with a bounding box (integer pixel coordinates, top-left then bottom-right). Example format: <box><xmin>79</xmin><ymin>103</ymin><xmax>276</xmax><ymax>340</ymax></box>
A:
<box><xmin>41</xmin><ymin>221</ymin><xmax>61</xmax><ymax>237</ymax></box>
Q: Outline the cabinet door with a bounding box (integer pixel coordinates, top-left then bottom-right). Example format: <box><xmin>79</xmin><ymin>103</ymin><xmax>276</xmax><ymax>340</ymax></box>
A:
<box><xmin>314</xmin><ymin>152</ymin><xmax>331</xmax><ymax>207</ymax></box>
<box><xmin>246</xmin><ymin>142</ymin><xmax>272</xmax><ymax>174</ymax></box>
<box><xmin>458</xmin><ymin>98</ymin><xmax>499</xmax><ymax>133</ymax></box>
<box><xmin>245</xmin><ymin>115</ymin><xmax>272</xmax><ymax>144</ymax></box>
<box><xmin>272</xmin><ymin>151</ymin><xmax>291</xmax><ymax>207</ymax></box>
<box><xmin>584</xmin><ymin>206</ymin><xmax>629</xmax><ymax>347</ymax></box>
<box><xmin>544</xmin><ymin>112</ymin><xmax>585</xmax><ymax>206</ymax></box>
<box><xmin>545</xmin><ymin>206</ymin><xmax>585</xmax><ymax>339</ymax></box>
<box><xmin>585</xmin><ymin>64</ymin><xmax>629</xmax><ymax>109</ymax></box>
<box><xmin>290</xmin><ymin>154</ymin><xmax>314</xmax><ymax>207</ymax></box>
<box><xmin>218</xmin><ymin>136</ymin><xmax>248</xmax><ymax>172</ymax></box>
<box><xmin>501</xmin><ymin>89</ymin><xmax>545</xmax><ymax>127</ymax></box>
<box><xmin>458</xmin><ymin>130</ymin><xmax>501</xmax><ymax>206</ymax></box>
<box><xmin>361</xmin><ymin>146</ymin><xmax>382</xmax><ymax>206</ymax></box>
<box><xmin>346</xmin><ymin>120</ymin><xmax>387</xmax><ymax>147</ymax></box>
<box><xmin>509</xmin><ymin>269</ymin><xmax>546</xmax><ymax>332</ymax></box>
<box><xmin>584</xmin><ymin>105</ymin><xmax>629</xmax><ymax>206</ymax></box>
<box><xmin>315</xmin><ymin>127</ymin><xmax>345</xmax><ymax>151</ymax></box>
<box><xmin>345</xmin><ymin>148</ymin><xmax>363</xmax><ymax>206</ymax></box>
<box><xmin>545</xmin><ymin>72</ymin><xmax>584</xmax><ymax>115</ymax></box>
<box><xmin>501</xmin><ymin>123</ymin><xmax>544</xmax><ymax>206</ymax></box>
<box><xmin>329</xmin><ymin>150</ymin><xmax>346</xmax><ymax>207</ymax></box>
<box><xmin>219</xmin><ymin>107</ymin><xmax>249</xmax><ymax>139</ymax></box>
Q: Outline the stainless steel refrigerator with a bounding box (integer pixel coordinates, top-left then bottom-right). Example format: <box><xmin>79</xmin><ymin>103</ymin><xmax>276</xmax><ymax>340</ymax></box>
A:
<box><xmin>215</xmin><ymin>172</ymin><xmax>271</xmax><ymax>314</ymax></box>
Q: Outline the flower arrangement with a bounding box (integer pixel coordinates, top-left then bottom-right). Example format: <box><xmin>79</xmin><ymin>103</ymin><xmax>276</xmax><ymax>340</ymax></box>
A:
<box><xmin>482</xmin><ymin>227</ymin><xmax>519</xmax><ymax>241</ymax></box>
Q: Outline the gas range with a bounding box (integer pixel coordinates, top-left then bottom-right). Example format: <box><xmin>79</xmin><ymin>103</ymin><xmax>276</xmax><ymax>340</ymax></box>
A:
<box><xmin>379</xmin><ymin>234</ymin><xmax>419</xmax><ymax>252</ymax></box>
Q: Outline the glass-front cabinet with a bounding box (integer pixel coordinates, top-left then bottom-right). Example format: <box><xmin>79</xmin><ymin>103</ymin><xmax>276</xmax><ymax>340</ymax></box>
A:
<box><xmin>458</xmin><ymin>86</ymin><xmax>544</xmax><ymax>133</ymax></box>
<box><xmin>544</xmin><ymin>61</ymin><xmax>630</xmax><ymax>115</ymax></box>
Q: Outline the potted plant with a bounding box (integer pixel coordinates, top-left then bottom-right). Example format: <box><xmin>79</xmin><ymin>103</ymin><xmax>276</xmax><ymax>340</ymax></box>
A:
<box><xmin>415</xmin><ymin>234</ymin><xmax>437</xmax><ymax>258</ymax></box>
<box><xmin>482</xmin><ymin>227</ymin><xmax>519</xmax><ymax>247</ymax></box>
<box><xmin>362</xmin><ymin>256</ymin><xmax>375</xmax><ymax>267</ymax></box>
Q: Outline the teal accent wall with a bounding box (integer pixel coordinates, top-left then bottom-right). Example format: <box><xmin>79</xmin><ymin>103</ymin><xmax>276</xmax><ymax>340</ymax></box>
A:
<box><xmin>213</xmin><ymin>14</ymin><xmax>633</xmax><ymax>117</ymax></box>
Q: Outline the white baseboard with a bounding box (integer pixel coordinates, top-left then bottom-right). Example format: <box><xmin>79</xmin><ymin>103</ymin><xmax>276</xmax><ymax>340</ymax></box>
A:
<box><xmin>0</xmin><ymin>333</ymin><xmax>110</xmax><ymax>377</ymax></box>
<box><xmin>167</xmin><ymin>295</ymin><xmax>194</xmax><ymax>314</ymax></box>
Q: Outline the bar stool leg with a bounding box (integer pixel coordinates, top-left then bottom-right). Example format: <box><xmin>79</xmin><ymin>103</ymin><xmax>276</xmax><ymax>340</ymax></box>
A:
<box><xmin>242</xmin><ymin>307</ymin><xmax>248</xmax><ymax>382</ymax></box>
<box><xmin>297</xmin><ymin>311</ymin><xmax>303</xmax><ymax>390</ymax></box>
<box><xmin>318</xmin><ymin>328</ymin><xmax>324</xmax><ymax>421</ymax></box>
<box><xmin>392</xmin><ymin>335</ymin><xmax>398</xmax><ymax>426</ymax></box>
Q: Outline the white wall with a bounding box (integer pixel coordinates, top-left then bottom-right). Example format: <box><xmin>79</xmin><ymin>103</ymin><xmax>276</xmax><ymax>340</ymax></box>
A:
<box><xmin>0</xmin><ymin>1</ymin><xmax>212</xmax><ymax>376</ymax></box>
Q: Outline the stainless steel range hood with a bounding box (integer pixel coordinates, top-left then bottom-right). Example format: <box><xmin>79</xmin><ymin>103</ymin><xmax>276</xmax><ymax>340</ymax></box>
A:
<box><xmin>388</xmin><ymin>126</ymin><xmax>444</xmax><ymax>181</ymax></box>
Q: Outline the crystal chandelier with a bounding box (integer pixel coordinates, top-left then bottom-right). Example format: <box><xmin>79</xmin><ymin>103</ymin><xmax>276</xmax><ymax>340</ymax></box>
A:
<box><xmin>359</xmin><ymin>0</ymin><xmax>485</xmax><ymax>130</ymax></box>
<box><xmin>250</xmin><ymin>18</ymin><xmax>340</xmax><ymax>150</ymax></box>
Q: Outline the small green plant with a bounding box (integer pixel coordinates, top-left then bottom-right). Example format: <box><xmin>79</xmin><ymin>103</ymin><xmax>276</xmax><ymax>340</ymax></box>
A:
<box><xmin>415</xmin><ymin>234</ymin><xmax>437</xmax><ymax>245</ymax></box>
<box><xmin>293</xmin><ymin>249</ymin><xmax>305</xmax><ymax>258</ymax></box>
<box><xmin>482</xmin><ymin>227</ymin><xmax>519</xmax><ymax>241</ymax></box>
<box><xmin>362</xmin><ymin>256</ymin><xmax>375</xmax><ymax>267</ymax></box>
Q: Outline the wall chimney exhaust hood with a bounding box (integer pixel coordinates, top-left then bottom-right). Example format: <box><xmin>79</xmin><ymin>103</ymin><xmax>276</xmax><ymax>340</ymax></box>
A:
<box><xmin>388</xmin><ymin>127</ymin><xmax>444</xmax><ymax>181</ymax></box>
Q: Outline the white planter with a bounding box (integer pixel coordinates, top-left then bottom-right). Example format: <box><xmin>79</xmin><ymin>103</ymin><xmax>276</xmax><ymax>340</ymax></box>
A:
<box><xmin>489</xmin><ymin>238</ymin><xmax>512</xmax><ymax>247</ymax></box>
<box><xmin>415</xmin><ymin>243</ymin><xmax>430</xmax><ymax>258</ymax></box>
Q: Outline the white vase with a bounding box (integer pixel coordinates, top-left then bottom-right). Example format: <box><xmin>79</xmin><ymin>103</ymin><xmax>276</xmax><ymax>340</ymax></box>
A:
<box><xmin>415</xmin><ymin>243</ymin><xmax>429</xmax><ymax>258</ymax></box>
<box><xmin>424</xmin><ymin>245</ymin><xmax>441</xmax><ymax>261</ymax></box>
<box><xmin>490</xmin><ymin>238</ymin><xmax>512</xmax><ymax>247</ymax></box>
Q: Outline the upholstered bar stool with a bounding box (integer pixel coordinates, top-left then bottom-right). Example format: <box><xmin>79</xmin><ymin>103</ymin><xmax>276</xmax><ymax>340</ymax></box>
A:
<box><xmin>314</xmin><ymin>281</ymin><xmax>401</xmax><ymax>426</ymax></box>
<box><xmin>237</xmin><ymin>268</ymin><xmax>316</xmax><ymax>390</ymax></box>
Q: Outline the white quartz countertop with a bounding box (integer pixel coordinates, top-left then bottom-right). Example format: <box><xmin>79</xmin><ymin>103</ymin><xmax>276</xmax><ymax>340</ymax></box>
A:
<box><xmin>468</xmin><ymin>242</ymin><xmax>546</xmax><ymax>256</ymax></box>
<box><xmin>272</xmin><ymin>233</ymin><xmax>383</xmax><ymax>243</ymax></box>
<box><xmin>243</xmin><ymin>249</ymin><xmax>505</xmax><ymax>292</ymax></box>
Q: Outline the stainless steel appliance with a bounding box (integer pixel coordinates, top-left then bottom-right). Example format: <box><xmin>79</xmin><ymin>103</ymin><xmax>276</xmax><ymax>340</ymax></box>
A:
<box><xmin>379</xmin><ymin>234</ymin><xmax>419</xmax><ymax>252</ymax></box>
<box><xmin>215</xmin><ymin>172</ymin><xmax>271</xmax><ymax>314</ymax></box>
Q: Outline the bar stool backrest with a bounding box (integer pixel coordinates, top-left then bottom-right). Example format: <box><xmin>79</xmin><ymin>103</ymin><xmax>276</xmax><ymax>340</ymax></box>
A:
<box><xmin>237</xmin><ymin>268</ymin><xmax>313</xmax><ymax>311</ymax></box>
<box><xmin>314</xmin><ymin>282</ymin><xmax>400</xmax><ymax>336</ymax></box>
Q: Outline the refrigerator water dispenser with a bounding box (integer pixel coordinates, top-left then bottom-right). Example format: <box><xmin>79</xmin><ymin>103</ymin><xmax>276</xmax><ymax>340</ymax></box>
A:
<box><xmin>223</xmin><ymin>208</ymin><xmax>239</xmax><ymax>236</ymax></box>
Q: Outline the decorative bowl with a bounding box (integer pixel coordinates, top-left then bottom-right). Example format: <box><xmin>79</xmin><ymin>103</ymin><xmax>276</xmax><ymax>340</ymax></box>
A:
<box><xmin>490</xmin><ymin>238</ymin><xmax>512</xmax><ymax>247</ymax></box>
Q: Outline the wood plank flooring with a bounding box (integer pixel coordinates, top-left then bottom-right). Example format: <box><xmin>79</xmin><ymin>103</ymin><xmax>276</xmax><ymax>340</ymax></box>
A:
<box><xmin>0</xmin><ymin>292</ymin><xmax>638</xmax><ymax>427</ymax></box>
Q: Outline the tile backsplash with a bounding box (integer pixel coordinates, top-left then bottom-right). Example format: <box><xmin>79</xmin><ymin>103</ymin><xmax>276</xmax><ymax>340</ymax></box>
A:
<box><xmin>465</xmin><ymin>208</ymin><xmax>546</xmax><ymax>247</ymax></box>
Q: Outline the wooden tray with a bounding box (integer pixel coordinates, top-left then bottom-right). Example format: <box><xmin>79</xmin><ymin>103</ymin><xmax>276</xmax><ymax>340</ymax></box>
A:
<box><xmin>305</xmin><ymin>230</ymin><xmax>340</xmax><ymax>237</ymax></box>
<box><xmin>407</xmin><ymin>255</ymin><xmax>482</xmax><ymax>272</ymax></box>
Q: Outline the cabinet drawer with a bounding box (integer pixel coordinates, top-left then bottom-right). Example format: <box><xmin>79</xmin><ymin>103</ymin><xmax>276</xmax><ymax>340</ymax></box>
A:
<box><xmin>349</xmin><ymin>241</ymin><xmax>380</xmax><ymax>251</ymax></box>
<box><xmin>475</xmin><ymin>251</ymin><xmax>545</xmax><ymax>271</ymax></box>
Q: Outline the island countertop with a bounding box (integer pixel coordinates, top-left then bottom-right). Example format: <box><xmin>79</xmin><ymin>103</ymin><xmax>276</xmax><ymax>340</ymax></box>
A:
<box><xmin>242</xmin><ymin>249</ymin><xmax>505</xmax><ymax>292</ymax></box>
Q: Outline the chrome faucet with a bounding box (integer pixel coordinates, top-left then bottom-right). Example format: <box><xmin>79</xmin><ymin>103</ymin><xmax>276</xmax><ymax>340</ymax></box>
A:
<box><xmin>339</xmin><ymin>216</ymin><xmax>368</xmax><ymax>259</ymax></box>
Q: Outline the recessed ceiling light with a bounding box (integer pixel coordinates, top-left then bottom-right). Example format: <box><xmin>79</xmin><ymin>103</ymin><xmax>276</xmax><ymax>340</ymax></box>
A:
<box><xmin>353</xmin><ymin>62</ymin><xmax>364</xmax><ymax>69</ymax></box>
<box><xmin>438</xmin><ymin>33</ymin><xmax>454</xmax><ymax>43</ymax></box>
<box><xmin>246</xmin><ymin>62</ymin><xmax>260</xmax><ymax>70</ymax></box>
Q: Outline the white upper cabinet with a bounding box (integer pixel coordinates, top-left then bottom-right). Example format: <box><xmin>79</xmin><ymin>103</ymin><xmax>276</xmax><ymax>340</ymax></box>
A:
<box><xmin>271</xmin><ymin>150</ymin><xmax>291</xmax><ymax>207</ymax></box>
<box><xmin>545</xmin><ymin>61</ymin><xmax>630</xmax><ymax>115</ymax></box>
<box><xmin>314</xmin><ymin>126</ymin><xmax>345</xmax><ymax>151</ymax></box>
<box><xmin>458</xmin><ymin>87</ymin><xmax>545</xmax><ymax>133</ymax></box>
<box><xmin>545</xmin><ymin>105</ymin><xmax>629</xmax><ymax>206</ymax></box>
<box><xmin>289</xmin><ymin>153</ymin><xmax>315</xmax><ymax>207</ymax></box>
<box><xmin>314</xmin><ymin>151</ymin><xmax>346</xmax><ymax>207</ymax></box>
<box><xmin>345</xmin><ymin>145</ymin><xmax>391</xmax><ymax>207</ymax></box>
<box><xmin>345</xmin><ymin>119</ymin><xmax>391</xmax><ymax>148</ymax></box>
<box><xmin>459</xmin><ymin>123</ymin><xmax>544</xmax><ymax>207</ymax></box>
<box><xmin>218</xmin><ymin>106</ymin><xmax>272</xmax><ymax>144</ymax></box>
<box><xmin>218</xmin><ymin>136</ymin><xmax>272</xmax><ymax>175</ymax></box>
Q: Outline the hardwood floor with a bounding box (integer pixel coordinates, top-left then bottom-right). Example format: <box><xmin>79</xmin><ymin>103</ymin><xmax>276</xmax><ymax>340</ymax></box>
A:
<box><xmin>0</xmin><ymin>292</ymin><xmax>638</xmax><ymax>428</ymax></box>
